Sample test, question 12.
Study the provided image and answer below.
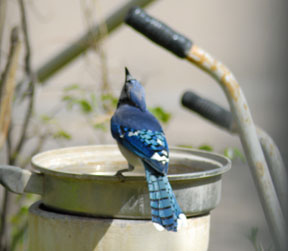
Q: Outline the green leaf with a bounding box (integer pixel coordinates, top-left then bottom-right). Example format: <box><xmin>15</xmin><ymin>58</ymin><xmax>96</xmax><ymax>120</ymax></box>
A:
<box><xmin>177</xmin><ymin>145</ymin><xmax>194</xmax><ymax>149</ymax></box>
<box><xmin>62</xmin><ymin>95</ymin><xmax>94</xmax><ymax>113</ymax></box>
<box><xmin>198</xmin><ymin>145</ymin><xmax>214</xmax><ymax>152</ymax></box>
<box><xmin>177</xmin><ymin>144</ymin><xmax>214</xmax><ymax>152</ymax></box>
<box><xmin>53</xmin><ymin>130</ymin><xmax>72</xmax><ymax>140</ymax></box>
<box><xmin>90</xmin><ymin>93</ymin><xmax>98</xmax><ymax>108</ymax></box>
<box><xmin>40</xmin><ymin>114</ymin><xmax>52</xmax><ymax>123</ymax></box>
<box><xmin>224</xmin><ymin>148</ymin><xmax>234</xmax><ymax>159</ymax></box>
<box><xmin>10</xmin><ymin>205</ymin><xmax>29</xmax><ymax>225</ymax></box>
<box><xmin>149</xmin><ymin>106</ymin><xmax>171</xmax><ymax>124</ymax></box>
<box><xmin>63</xmin><ymin>84</ymin><xmax>80</xmax><ymax>92</ymax></box>
<box><xmin>62</xmin><ymin>95</ymin><xmax>78</xmax><ymax>109</ymax></box>
<box><xmin>224</xmin><ymin>147</ymin><xmax>245</xmax><ymax>162</ymax></box>
<box><xmin>62</xmin><ymin>95</ymin><xmax>73</xmax><ymax>101</ymax></box>
<box><xmin>62</xmin><ymin>95</ymin><xmax>78</xmax><ymax>104</ymax></box>
<box><xmin>246</xmin><ymin>227</ymin><xmax>269</xmax><ymax>251</ymax></box>
<box><xmin>247</xmin><ymin>227</ymin><xmax>259</xmax><ymax>243</ymax></box>
<box><xmin>78</xmin><ymin>99</ymin><xmax>93</xmax><ymax>113</ymax></box>
<box><xmin>101</xmin><ymin>93</ymin><xmax>118</xmax><ymax>108</ymax></box>
<box><xmin>93</xmin><ymin>123</ymin><xmax>107</xmax><ymax>132</ymax></box>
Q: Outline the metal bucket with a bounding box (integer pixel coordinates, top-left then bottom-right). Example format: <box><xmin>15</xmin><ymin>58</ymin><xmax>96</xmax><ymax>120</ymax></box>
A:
<box><xmin>28</xmin><ymin>201</ymin><xmax>211</xmax><ymax>251</ymax></box>
<box><xmin>0</xmin><ymin>145</ymin><xmax>230</xmax><ymax>250</ymax></box>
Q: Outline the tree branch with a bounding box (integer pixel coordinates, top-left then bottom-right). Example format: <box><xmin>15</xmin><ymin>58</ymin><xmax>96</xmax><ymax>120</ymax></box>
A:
<box><xmin>10</xmin><ymin>221</ymin><xmax>28</xmax><ymax>251</ymax></box>
<box><xmin>21</xmin><ymin>132</ymin><xmax>48</xmax><ymax>167</ymax></box>
<box><xmin>11</xmin><ymin>0</ymin><xmax>35</xmax><ymax>163</ymax></box>
<box><xmin>0</xmin><ymin>27</ymin><xmax>21</xmax><ymax>149</ymax></box>
<box><xmin>0</xmin><ymin>0</ymin><xmax>7</xmax><ymax>70</ymax></box>
<box><xmin>0</xmin><ymin>26</ymin><xmax>21</xmax><ymax>251</ymax></box>
<box><xmin>0</xmin><ymin>190</ymin><xmax>11</xmax><ymax>251</ymax></box>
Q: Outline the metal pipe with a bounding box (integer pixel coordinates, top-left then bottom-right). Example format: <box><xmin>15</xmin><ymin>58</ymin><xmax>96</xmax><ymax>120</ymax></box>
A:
<box><xmin>186</xmin><ymin>46</ymin><xmax>286</xmax><ymax>250</ymax></box>
<box><xmin>181</xmin><ymin>91</ymin><xmax>288</xmax><ymax>217</ymax></box>
<box><xmin>256</xmin><ymin>128</ymin><xmax>288</xmax><ymax>217</ymax></box>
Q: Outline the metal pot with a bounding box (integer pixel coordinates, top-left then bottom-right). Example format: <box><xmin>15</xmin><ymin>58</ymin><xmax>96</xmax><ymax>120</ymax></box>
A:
<box><xmin>0</xmin><ymin>145</ymin><xmax>230</xmax><ymax>218</ymax></box>
<box><xmin>28</xmin><ymin>201</ymin><xmax>211</xmax><ymax>251</ymax></box>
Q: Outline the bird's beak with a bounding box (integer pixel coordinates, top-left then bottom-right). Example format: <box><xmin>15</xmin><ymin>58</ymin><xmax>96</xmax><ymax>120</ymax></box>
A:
<box><xmin>125</xmin><ymin>67</ymin><xmax>134</xmax><ymax>82</ymax></box>
<box><xmin>118</xmin><ymin>68</ymin><xmax>132</xmax><ymax>106</ymax></box>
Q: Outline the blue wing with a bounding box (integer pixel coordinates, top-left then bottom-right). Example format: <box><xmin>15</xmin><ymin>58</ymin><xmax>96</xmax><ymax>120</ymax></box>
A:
<box><xmin>120</xmin><ymin>127</ymin><xmax>169</xmax><ymax>174</ymax></box>
<box><xmin>111</xmin><ymin>105</ymin><xmax>169</xmax><ymax>174</ymax></box>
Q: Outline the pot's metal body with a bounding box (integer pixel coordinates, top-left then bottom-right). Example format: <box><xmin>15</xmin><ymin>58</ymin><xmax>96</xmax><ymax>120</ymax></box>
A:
<box><xmin>0</xmin><ymin>145</ymin><xmax>230</xmax><ymax>218</ymax></box>
<box><xmin>29</xmin><ymin>201</ymin><xmax>210</xmax><ymax>251</ymax></box>
<box><xmin>29</xmin><ymin>145</ymin><xmax>230</xmax><ymax>218</ymax></box>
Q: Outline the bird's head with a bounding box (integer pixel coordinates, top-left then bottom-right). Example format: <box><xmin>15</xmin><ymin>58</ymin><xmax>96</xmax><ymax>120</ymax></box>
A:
<box><xmin>117</xmin><ymin>68</ymin><xmax>146</xmax><ymax>111</ymax></box>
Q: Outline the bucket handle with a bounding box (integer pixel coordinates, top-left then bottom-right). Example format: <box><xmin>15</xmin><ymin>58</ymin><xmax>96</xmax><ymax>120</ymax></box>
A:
<box><xmin>0</xmin><ymin>165</ymin><xmax>43</xmax><ymax>195</ymax></box>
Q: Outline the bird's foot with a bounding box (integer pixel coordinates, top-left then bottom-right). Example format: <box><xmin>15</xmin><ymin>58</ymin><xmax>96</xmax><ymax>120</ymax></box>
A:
<box><xmin>115</xmin><ymin>170</ymin><xmax>126</xmax><ymax>182</ymax></box>
<box><xmin>115</xmin><ymin>164</ymin><xmax>134</xmax><ymax>182</ymax></box>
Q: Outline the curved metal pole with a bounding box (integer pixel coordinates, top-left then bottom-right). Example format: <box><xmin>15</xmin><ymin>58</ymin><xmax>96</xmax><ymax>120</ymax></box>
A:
<box><xmin>181</xmin><ymin>91</ymin><xmax>288</xmax><ymax>217</ymax></box>
<box><xmin>256</xmin><ymin>128</ymin><xmax>288</xmax><ymax>216</ymax></box>
<box><xmin>186</xmin><ymin>45</ymin><xmax>286</xmax><ymax>250</ymax></box>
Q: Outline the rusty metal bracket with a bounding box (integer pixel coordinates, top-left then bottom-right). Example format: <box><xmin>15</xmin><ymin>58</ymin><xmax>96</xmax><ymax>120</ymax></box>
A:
<box><xmin>125</xmin><ymin>7</ymin><xmax>287</xmax><ymax>250</ymax></box>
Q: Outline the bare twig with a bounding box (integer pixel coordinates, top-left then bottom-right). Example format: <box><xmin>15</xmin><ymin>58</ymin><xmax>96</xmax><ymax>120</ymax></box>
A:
<box><xmin>10</xmin><ymin>0</ymin><xmax>35</xmax><ymax>163</ymax></box>
<box><xmin>82</xmin><ymin>0</ymin><xmax>111</xmax><ymax>109</ymax></box>
<box><xmin>18</xmin><ymin>0</ymin><xmax>32</xmax><ymax>76</ymax></box>
<box><xmin>0</xmin><ymin>190</ymin><xmax>12</xmax><ymax>251</ymax></box>
<box><xmin>6</xmin><ymin>125</ymin><xmax>12</xmax><ymax>163</ymax></box>
<box><xmin>1</xmin><ymin>1</ymin><xmax>34</xmax><ymax>250</ymax></box>
<box><xmin>0</xmin><ymin>0</ymin><xmax>7</xmax><ymax>69</ymax></box>
<box><xmin>89</xmin><ymin>0</ymin><xmax>110</xmax><ymax>93</ymax></box>
<box><xmin>21</xmin><ymin>132</ymin><xmax>48</xmax><ymax>167</ymax></box>
<box><xmin>10</xmin><ymin>221</ymin><xmax>28</xmax><ymax>251</ymax></box>
<box><xmin>0</xmin><ymin>26</ymin><xmax>21</xmax><ymax>251</ymax></box>
<box><xmin>0</xmin><ymin>27</ymin><xmax>21</xmax><ymax>149</ymax></box>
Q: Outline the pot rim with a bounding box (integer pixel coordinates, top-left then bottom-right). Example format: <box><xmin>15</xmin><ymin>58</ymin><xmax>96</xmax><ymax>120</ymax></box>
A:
<box><xmin>31</xmin><ymin>144</ymin><xmax>231</xmax><ymax>181</ymax></box>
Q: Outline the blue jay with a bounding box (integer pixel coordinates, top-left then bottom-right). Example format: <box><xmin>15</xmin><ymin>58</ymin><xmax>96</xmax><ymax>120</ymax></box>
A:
<box><xmin>110</xmin><ymin>68</ymin><xmax>187</xmax><ymax>232</ymax></box>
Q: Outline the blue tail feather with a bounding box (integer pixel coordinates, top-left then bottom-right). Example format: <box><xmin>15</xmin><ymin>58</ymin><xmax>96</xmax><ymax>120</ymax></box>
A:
<box><xmin>144</xmin><ymin>164</ymin><xmax>183</xmax><ymax>232</ymax></box>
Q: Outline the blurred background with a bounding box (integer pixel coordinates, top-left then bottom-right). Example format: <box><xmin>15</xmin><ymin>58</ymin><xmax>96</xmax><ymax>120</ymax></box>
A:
<box><xmin>0</xmin><ymin>0</ymin><xmax>287</xmax><ymax>250</ymax></box>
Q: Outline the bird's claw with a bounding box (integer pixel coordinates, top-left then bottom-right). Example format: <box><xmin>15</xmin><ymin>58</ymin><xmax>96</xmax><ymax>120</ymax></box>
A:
<box><xmin>115</xmin><ymin>170</ymin><xmax>126</xmax><ymax>182</ymax></box>
<box><xmin>115</xmin><ymin>164</ymin><xmax>134</xmax><ymax>182</ymax></box>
